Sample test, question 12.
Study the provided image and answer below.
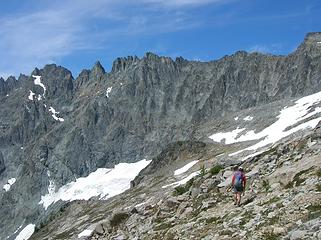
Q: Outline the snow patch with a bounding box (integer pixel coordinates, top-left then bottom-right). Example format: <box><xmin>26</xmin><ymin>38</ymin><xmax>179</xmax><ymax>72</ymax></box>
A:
<box><xmin>28</xmin><ymin>90</ymin><xmax>35</xmax><ymax>100</ymax></box>
<box><xmin>234</xmin><ymin>117</ymin><xmax>239</xmax><ymax>121</ymax></box>
<box><xmin>174</xmin><ymin>160</ymin><xmax>199</xmax><ymax>176</ymax></box>
<box><xmin>243</xmin><ymin>116</ymin><xmax>253</xmax><ymax>121</ymax></box>
<box><xmin>13</xmin><ymin>225</ymin><xmax>23</xmax><ymax>235</ymax></box>
<box><xmin>49</xmin><ymin>107</ymin><xmax>64</xmax><ymax>122</ymax></box>
<box><xmin>32</xmin><ymin>75</ymin><xmax>46</xmax><ymax>95</ymax></box>
<box><xmin>39</xmin><ymin>159</ymin><xmax>151</xmax><ymax>210</ymax></box>
<box><xmin>3</xmin><ymin>178</ymin><xmax>16</xmax><ymax>192</ymax></box>
<box><xmin>210</xmin><ymin>90</ymin><xmax>321</xmax><ymax>156</ymax></box>
<box><xmin>209</xmin><ymin>127</ymin><xmax>245</xmax><ymax>144</ymax></box>
<box><xmin>78</xmin><ymin>229</ymin><xmax>93</xmax><ymax>238</ymax></box>
<box><xmin>15</xmin><ymin>224</ymin><xmax>35</xmax><ymax>240</ymax></box>
<box><xmin>45</xmin><ymin>170</ymin><xmax>56</xmax><ymax>198</ymax></box>
<box><xmin>135</xmin><ymin>202</ymin><xmax>147</xmax><ymax>208</ymax></box>
<box><xmin>317</xmin><ymin>41</ymin><xmax>321</xmax><ymax>44</ymax></box>
<box><xmin>162</xmin><ymin>171</ymin><xmax>200</xmax><ymax>189</ymax></box>
<box><xmin>106</xmin><ymin>87</ymin><xmax>112</xmax><ymax>98</ymax></box>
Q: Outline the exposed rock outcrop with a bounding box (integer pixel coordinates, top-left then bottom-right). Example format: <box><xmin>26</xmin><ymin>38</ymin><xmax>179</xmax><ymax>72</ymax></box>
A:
<box><xmin>1</xmin><ymin>32</ymin><xmax>321</xmax><ymax>239</ymax></box>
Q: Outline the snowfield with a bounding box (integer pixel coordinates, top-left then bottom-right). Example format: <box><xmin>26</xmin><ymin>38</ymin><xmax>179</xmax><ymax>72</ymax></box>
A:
<box><xmin>243</xmin><ymin>116</ymin><xmax>253</xmax><ymax>121</ymax></box>
<box><xmin>15</xmin><ymin>224</ymin><xmax>35</xmax><ymax>240</ymax></box>
<box><xmin>162</xmin><ymin>171</ymin><xmax>200</xmax><ymax>189</ymax></box>
<box><xmin>32</xmin><ymin>75</ymin><xmax>46</xmax><ymax>95</ymax></box>
<box><xmin>106</xmin><ymin>87</ymin><xmax>112</xmax><ymax>98</ymax></box>
<box><xmin>39</xmin><ymin>159</ymin><xmax>151</xmax><ymax>210</ymax></box>
<box><xmin>3</xmin><ymin>178</ymin><xmax>16</xmax><ymax>192</ymax></box>
<box><xmin>209</xmin><ymin>90</ymin><xmax>321</xmax><ymax>156</ymax></box>
<box><xmin>174</xmin><ymin>160</ymin><xmax>199</xmax><ymax>176</ymax></box>
<box><xmin>28</xmin><ymin>90</ymin><xmax>35</xmax><ymax>100</ymax></box>
<box><xmin>48</xmin><ymin>107</ymin><xmax>64</xmax><ymax>122</ymax></box>
<box><xmin>78</xmin><ymin>229</ymin><xmax>93</xmax><ymax>238</ymax></box>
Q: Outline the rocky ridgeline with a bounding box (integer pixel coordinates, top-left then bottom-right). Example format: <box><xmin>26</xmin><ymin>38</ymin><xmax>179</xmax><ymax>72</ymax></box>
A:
<box><xmin>86</xmin><ymin>126</ymin><xmax>321</xmax><ymax>240</ymax></box>
<box><xmin>1</xmin><ymin>32</ymin><xmax>321</xmax><ymax>239</ymax></box>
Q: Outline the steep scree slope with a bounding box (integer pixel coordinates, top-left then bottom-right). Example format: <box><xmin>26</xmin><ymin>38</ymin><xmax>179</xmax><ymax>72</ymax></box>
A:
<box><xmin>0</xmin><ymin>32</ymin><xmax>321</xmax><ymax>239</ymax></box>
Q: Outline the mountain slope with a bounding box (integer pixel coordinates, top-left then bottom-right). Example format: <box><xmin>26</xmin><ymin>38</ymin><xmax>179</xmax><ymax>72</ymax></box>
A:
<box><xmin>0</xmin><ymin>32</ymin><xmax>321</xmax><ymax>239</ymax></box>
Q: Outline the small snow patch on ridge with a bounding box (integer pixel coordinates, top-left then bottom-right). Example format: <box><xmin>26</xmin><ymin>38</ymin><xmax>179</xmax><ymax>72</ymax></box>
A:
<box><xmin>3</xmin><ymin>178</ymin><xmax>16</xmax><ymax>192</ymax></box>
<box><xmin>49</xmin><ymin>107</ymin><xmax>64</xmax><ymax>122</ymax></box>
<box><xmin>162</xmin><ymin>171</ymin><xmax>200</xmax><ymax>189</ymax></box>
<box><xmin>106</xmin><ymin>87</ymin><xmax>112</xmax><ymax>98</ymax></box>
<box><xmin>209</xmin><ymin>127</ymin><xmax>245</xmax><ymax>144</ymax></box>
<box><xmin>174</xmin><ymin>160</ymin><xmax>199</xmax><ymax>176</ymax></box>
<box><xmin>243</xmin><ymin>116</ymin><xmax>253</xmax><ymax>121</ymax></box>
<box><xmin>78</xmin><ymin>229</ymin><xmax>93</xmax><ymax>238</ymax></box>
<box><xmin>28</xmin><ymin>90</ymin><xmax>35</xmax><ymax>100</ymax></box>
<box><xmin>32</xmin><ymin>75</ymin><xmax>46</xmax><ymax>95</ymax></box>
<box><xmin>234</xmin><ymin>117</ymin><xmax>239</xmax><ymax>121</ymax></box>
<box><xmin>15</xmin><ymin>224</ymin><xmax>35</xmax><ymax>240</ymax></box>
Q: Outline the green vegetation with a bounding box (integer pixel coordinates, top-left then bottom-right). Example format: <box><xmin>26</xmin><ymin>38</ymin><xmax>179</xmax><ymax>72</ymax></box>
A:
<box><xmin>316</xmin><ymin>168</ymin><xmax>321</xmax><ymax>177</ymax></box>
<box><xmin>110</xmin><ymin>212</ymin><xmax>129</xmax><ymax>227</ymax></box>
<box><xmin>240</xmin><ymin>210</ymin><xmax>253</xmax><ymax>226</ymax></box>
<box><xmin>284</xmin><ymin>168</ymin><xmax>313</xmax><ymax>189</ymax></box>
<box><xmin>205</xmin><ymin>217</ymin><xmax>223</xmax><ymax>224</ymax></box>
<box><xmin>174</xmin><ymin>177</ymin><xmax>194</xmax><ymax>196</ymax></box>
<box><xmin>307</xmin><ymin>204</ymin><xmax>321</xmax><ymax>212</ymax></box>
<box><xmin>262</xmin><ymin>196</ymin><xmax>281</xmax><ymax>206</ymax></box>
<box><xmin>261</xmin><ymin>231</ymin><xmax>279</xmax><ymax>240</ymax></box>
<box><xmin>268</xmin><ymin>216</ymin><xmax>279</xmax><ymax>225</ymax></box>
<box><xmin>154</xmin><ymin>222</ymin><xmax>172</xmax><ymax>231</ymax></box>
<box><xmin>316</xmin><ymin>184</ymin><xmax>321</xmax><ymax>192</ymax></box>
<box><xmin>200</xmin><ymin>164</ymin><xmax>206</xmax><ymax>176</ymax></box>
<box><xmin>262</xmin><ymin>179</ymin><xmax>270</xmax><ymax>191</ymax></box>
<box><xmin>209</xmin><ymin>165</ymin><xmax>224</xmax><ymax>175</ymax></box>
<box><xmin>296</xmin><ymin>139</ymin><xmax>308</xmax><ymax>152</ymax></box>
<box><xmin>306</xmin><ymin>204</ymin><xmax>321</xmax><ymax>221</ymax></box>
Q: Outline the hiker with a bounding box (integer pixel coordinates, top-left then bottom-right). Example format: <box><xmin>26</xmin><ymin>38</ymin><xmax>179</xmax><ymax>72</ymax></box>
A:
<box><xmin>232</xmin><ymin>166</ymin><xmax>246</xmax><ymax>206</ymax></box>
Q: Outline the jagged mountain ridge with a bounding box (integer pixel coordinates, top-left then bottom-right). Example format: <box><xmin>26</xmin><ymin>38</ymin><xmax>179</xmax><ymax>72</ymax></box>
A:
<box><xmin>0</xmin><ymin>32</ymin><xmax>321</xmax><ymax>239</ymax></box>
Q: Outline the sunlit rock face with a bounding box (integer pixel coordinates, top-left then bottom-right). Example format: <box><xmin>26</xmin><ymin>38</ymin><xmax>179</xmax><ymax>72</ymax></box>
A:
<box><xmin>1</xmin><ymin>33</ymin><xmax>321</xmax><ymax>240</ymax></box>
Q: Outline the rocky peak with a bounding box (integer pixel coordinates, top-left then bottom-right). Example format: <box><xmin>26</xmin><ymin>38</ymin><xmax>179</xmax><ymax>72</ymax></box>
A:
<box><xmin>295</xmin><ymin>32</ymin><xmax>321</xmax><ymax>57</ymax></box>
<box><xmin>5</xmin><ymin>76</ymin><xmax>19</xmax><ymax>92</ymax></box>
<box><xmin>0</xmin><ymin>77</ymin><xmax>5</xmax><ymax>96</ymax></box>
<box><xmin>75</xmin><ymin>69</ymin><xmax>91</xmax><ymax>89</ymax></box>
<box><xmin>0</xmin><ymin>76</ymin><xmax>20</xmax><ymax>96</ymax></box>
<box><xmin>175</xmin><ymin>56</ymin><xmax>188</xmax><ymax>65</ymax></box>
<box><xmin>111</xmin><ymin>56</ymin><xmax>139</xmax><ymax>72</ymax></box>
<box><xmin>144</xmin><ymin>52</ymin><xmax>160</xmax><ymax>61</ymax></box>
<box><xmin>31</xmin><ymin>64</ymin><xmax>74</xmax><ymax>101</ymax></box>
<box><xmin>18</xmin><ymin>74</ymin><xmax>28</xmax><ymax>81</ymax></box>
<box><xmin>91</xmin><ymin>61</ymin><xmax>105</xmax><ymax>79</ymax></box>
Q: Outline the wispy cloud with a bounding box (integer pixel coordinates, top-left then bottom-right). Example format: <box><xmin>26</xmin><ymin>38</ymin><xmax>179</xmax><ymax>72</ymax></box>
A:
<box><xmin>0</xmin><ymin>0</ymin><xmax>231</xmax><ymax>78</ymax></box>
<box><xmin>143</xmin><ymin>0</ymin><xmax>229</xmax><ymax>7</ymax></box>
<box><xmin>248</xmin><ymin>43</ymin><xmax>283</xmax><ymax>54</ymax></box>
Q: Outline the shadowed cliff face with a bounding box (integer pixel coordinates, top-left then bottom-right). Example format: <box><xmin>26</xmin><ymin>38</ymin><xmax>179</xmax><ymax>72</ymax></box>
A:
<box><xmin>0</xmin><ymin>33</ymin><xmax>321</xmax><ymax>239</ymax></box>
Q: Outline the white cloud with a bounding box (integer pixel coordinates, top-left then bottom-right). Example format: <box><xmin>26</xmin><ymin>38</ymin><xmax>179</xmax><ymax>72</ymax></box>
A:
<box><xmin>0</xmin><ymin>0</ymin><xmax>232</xmax><ymax>77</ymax></box>
<box><xmin>248</xmin><ymin>43</ymin><xmax>283</xmax><ymax>54</ymax></box>
<box><xmin>144</xmin><ymin>0</ymin><xmax>227</xmax><ymax>7</ymax></box>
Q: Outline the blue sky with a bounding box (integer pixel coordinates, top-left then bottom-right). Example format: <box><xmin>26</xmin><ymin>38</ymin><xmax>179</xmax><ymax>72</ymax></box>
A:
<box><xmin>0</xmin><ymin>0</ymin><xmax>320</xmax><ymax>78</ymax></box>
